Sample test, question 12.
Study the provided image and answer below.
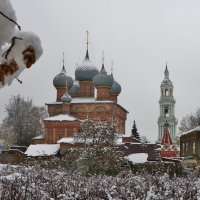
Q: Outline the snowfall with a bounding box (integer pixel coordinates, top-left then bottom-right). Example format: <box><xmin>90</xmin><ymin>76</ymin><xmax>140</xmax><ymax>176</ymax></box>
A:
<box><xmin>0</xmin><ymin>164</ymin><xmax>200</xmax><ymax>199</ymax></box>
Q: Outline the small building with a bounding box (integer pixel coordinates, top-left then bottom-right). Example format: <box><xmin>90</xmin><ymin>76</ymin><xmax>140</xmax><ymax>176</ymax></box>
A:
<box><xmin>159</xmin><ymin>121</ymin><xmax>179</xmax><ymax>158</ymax></box>
<box><xmin>117</xmin><ymin>143</ymin><xmax>161</xmax><ymax>161</ymax></box>
<box><xmin>0</xmin><ymin>149</ymin><xmax>25</xmax><ymax>164</ymax></box>
<box><xmin>180</xmin><ymin>126</ymin><xmax>200</xmax><ymax>164</ymax></box>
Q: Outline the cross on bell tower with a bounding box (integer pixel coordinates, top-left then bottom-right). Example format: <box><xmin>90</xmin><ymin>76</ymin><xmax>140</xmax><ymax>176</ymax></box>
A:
<box><xmin>157</xmin><ymin>63</ymin><xmax>178</xmax><ymax>143</ymax></box>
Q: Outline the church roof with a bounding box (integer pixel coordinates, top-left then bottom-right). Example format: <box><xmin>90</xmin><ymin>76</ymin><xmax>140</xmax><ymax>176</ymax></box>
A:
<box><xmin>161</xmin><ymin>127</ymin><xmax>173</xmax><ymax>145</ymax></box>
<box><xmin>71</xmin><ymin>97</ymin><xmax>113</xmax><ymax>104</ymax></box>
<box><xmin>44</xmin><ymin>114</ymin><xmax>78</xmax><ymax>122</ymax></box>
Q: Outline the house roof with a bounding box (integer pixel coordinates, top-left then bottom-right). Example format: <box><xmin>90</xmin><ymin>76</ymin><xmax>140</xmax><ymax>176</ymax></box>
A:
<box><xmin>181</xmin><ymin>126</ymin><xmax>200</xmax><ymax>136</ymax></box>
<box><xmin>125</xmin><ymin>153</ymin><xmax>148</xmax><ymax>164</ymax></box>
<box><xmin>57</xmin><ymin>137</ymin><xmax>75</xmax><ymax>144</ymax></box>
<box><xmin>25</xmin><ymin>144</ymin><xmax>60</xmax><ymax>157</ymax></box>
<box><xmin>32</xmin><ymin>135</ymin><xmax>45</xmax><ymax>140</ymax></box>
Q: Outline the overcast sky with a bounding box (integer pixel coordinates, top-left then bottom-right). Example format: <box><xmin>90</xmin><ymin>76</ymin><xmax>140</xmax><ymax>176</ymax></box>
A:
<box><xmin>1</xmin><ymin>0</ymin><xmax>200</xmax><ymax>142</ymax></box>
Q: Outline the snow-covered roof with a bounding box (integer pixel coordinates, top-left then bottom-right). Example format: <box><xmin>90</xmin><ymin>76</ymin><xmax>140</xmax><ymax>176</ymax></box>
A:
<box><xmin>116</xmin><ymin>137</ymin><xmax>123</xmax><ymax>144</ymax></box>
<box><xmin>182</xmin><ymin>126</ymin><xmax>200</xmax><ymax>136</ymax></box>
<box><xmin>25</xmin><ymin>144</ymin><xmax>60</xmax><ymax>157</ymax></box>
<box><xmin>45</xmin><ymin>102</ymin><xmax>63</xmax><ymax>105</ymax></box>
<box><xmin>71</xmin><ymin>97</ymin><xmax>113</xmax><ymax>104</ymax></box>
<box><xmin>46</xmin><ymin>98</ymin><xmax>113</xmax><ymax>105</ymax></box>
<box><xmin>32</xmin><ymin>135</ymin><xmax>44</xmax><ymax>140</ymax></box>
<box><xmin>57</xmin><ymin>137</ymin><xmax>75</xmax><ymax>144</ymax></box>
<box><xmin>125</xmin><ymin>153</ymin><xmax>148</xmax><ymax>164</ymax></box>
<box><xmin>44</xmin><ymin>114</ymin><xmax>78</xmax><ymax>122</ymax></box>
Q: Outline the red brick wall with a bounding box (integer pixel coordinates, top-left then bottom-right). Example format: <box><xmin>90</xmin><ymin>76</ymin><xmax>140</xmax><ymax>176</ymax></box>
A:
<box><xmin>79</xmin><ymin>81</ymin><xmax>94</xmax><ymax>97</ymax></box>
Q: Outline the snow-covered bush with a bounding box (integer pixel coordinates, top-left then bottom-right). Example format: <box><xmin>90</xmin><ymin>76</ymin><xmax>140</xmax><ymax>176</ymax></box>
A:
<box><xmin>0</xmin><ymin>0</ymin><xmax>43</xmax><ymax>88</ymax></box>
<box><xmin>0</xmin><ymin>164</ymin><xmax>200</xmax><ymax>199</ymax></box>
<box><xmin>68</xmin><ymin>119</ymin><xmax>128</xmax><ymax>175</ymax></box>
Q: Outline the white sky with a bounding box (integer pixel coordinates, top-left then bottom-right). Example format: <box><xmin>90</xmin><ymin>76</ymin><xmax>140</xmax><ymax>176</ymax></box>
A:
<box><xmin>0</xmin><ymin>0</ymin><xmax>200</xmax><ymax>142</ymax></box>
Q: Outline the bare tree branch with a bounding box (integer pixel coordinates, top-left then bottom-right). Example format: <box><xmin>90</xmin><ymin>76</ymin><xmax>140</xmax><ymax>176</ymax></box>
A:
<box><xmin>2</xmin><ymin>37</ymin><xmax>23</xmax><ymax>59</ymax></box>
<box><xmin>0</xmin><ymin>10</ymin><xmax>21</xmax><ymax>30</ymax></box>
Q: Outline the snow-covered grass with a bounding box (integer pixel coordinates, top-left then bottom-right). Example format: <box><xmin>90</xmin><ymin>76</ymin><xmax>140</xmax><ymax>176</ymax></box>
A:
<box><xmin>0</xmin><ymin>164</ymin><xmax>200</xmax><ymax>199</ymax></box>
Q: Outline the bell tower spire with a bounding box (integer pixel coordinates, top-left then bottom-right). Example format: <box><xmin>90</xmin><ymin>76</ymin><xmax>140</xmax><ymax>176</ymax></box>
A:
<box><xmin>164</xmin><ymin>61</ymin><xmax>169</xmax><ymax>79</ymax></box>
<box><xmin>157</xmin><ymin>64</ymin><xmax>178</xmax><ymax>143</ymax></box>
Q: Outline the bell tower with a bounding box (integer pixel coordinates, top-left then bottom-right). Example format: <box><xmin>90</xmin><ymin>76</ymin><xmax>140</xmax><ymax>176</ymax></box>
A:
<box><xmin>157</xmin><ymin>64</ymin><xmax>178</xmax><ymax>142</ymax></box>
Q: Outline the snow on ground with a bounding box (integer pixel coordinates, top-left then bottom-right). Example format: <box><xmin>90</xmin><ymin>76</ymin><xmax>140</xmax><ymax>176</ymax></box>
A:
<box><xmin>25</xmin><ymin>144</ymin><xmax>60</xmax><ymax>156</ymax></box>
<box><xmin>125</xmin><ymin>153</ymin><xmax>148</xmax><ymax>163</ymax></box>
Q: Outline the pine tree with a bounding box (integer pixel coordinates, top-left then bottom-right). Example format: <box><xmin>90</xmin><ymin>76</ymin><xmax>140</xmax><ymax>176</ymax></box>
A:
<box><xmin>131</xmin><ymin>120</ymin><xmax>141</xmax><ymax>141</ymax></box>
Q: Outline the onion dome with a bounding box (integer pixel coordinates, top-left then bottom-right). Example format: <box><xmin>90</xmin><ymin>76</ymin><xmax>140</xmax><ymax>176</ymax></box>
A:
<box><xmin>93</xmin><ymin>64</ymin><xmax>114</xmax><ymax>87</ymax></box>
<box><xmin>69</xmin><ymin>78</ymin><xmax>80</xmax><ymax>95</ymax></box>
<box><xmin>61</xmin><ymin>90</ymin><xmax>72</xmax><ymax>103</ymax></box>
<box><xmin>75</xmin><ymin>50</ymin><xmax>99</xmax><ymax>81</ymax></box>
<box><xmin>53</xmin><ymin>66</ymin><xmax>73</xmax><ymax>90</ymax></box>
<box><xmin>110</xmin><ymin>80</ymin><xmax>121</xmax><ymax>94</ymax></box>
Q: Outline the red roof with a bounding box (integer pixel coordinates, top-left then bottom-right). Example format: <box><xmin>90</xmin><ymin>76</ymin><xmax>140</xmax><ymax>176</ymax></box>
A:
<box><xmin>161</xmin><ymin>128</ymin><xmax>173</xmax><ymax>145</ymax></box>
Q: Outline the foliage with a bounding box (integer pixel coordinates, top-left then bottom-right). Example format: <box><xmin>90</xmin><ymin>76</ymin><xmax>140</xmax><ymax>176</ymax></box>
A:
<box><xmin>179</xmin><ymin>107</ymin><xmax>200</xmax><ymax>133</ymax></box>
<box><xmin>0</xmin><ymin>163</ymin><xmax>200</xmax><ymax>199</ymax></box>
<box><xmin>0</xmin><ymin>95</ymin><xmax>48</xmax><ymax>146</ymax></box>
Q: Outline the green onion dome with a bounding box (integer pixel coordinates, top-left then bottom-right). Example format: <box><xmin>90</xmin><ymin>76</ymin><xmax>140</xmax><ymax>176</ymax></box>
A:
<box><xmin>93</xmin><ymin>64</ymin><xmax>114</xmax><ymax>87</ymax></box>
<box><xmin>53</xmin><ymin>66</ymin><xmax>73</xmax><ymax>89</ymax></box>
<box><xmin>61</xmin><ymin>91</ymin><xmax>72</xmax><ymax>103</ymax></box>
<box><xmin>75</xmin><ymin>50</ymin><xmax>99</xmax><ymax>81</ymax></box>
<box><xmin>110</xmin><ymin>80</ymin><xmax>121</xmax><ymax>94</ymax></box>
<box><xmin>69</xmin><ymin>78</ymin><xmax>80</xmax><ymax>95</ymax></box>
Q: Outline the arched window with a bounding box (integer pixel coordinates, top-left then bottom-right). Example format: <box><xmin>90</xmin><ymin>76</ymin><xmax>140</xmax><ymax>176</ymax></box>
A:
<box><xmin>165</xmin><ymin>89</ymin><xmax>169</xmax><ymax>96</ymax></box>
<box><xmin>164</xmin><ymin>106</ymin><xmax>169</xmax><ymax>117</ymax></box>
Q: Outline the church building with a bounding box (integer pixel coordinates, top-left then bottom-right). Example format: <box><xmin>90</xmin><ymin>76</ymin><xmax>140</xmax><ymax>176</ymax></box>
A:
<box><xmin>157</xmin><ymin>65</ymin><xmax>178</xmax><ymax>143</ymax></box>
<box><xmin>33</xmin><ymin>34</ymin><xmax>128</xmax><ymax>154</ymax></box>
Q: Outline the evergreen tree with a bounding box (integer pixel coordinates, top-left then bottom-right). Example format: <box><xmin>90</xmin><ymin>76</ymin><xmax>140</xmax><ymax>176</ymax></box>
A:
<box><xmin>131</xmin><ymin>120</ymin><xmax>141</xmax><ymax>141</ymax></box>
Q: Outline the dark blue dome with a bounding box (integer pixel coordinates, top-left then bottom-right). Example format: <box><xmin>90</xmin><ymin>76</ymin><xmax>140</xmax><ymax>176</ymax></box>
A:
<box><xmin>75</xmin><ymin>50</ymin><xmax>99</xmax><ymax>81</ymax></box>
<box><xmin>61</xmin><ymin>91</ymin><xmax>72</xmax><ymax>103</ymax></box>
<box><xmin>93</xmin><ymin>65</ymin><xmax>114</xmax><ymax>87</ymax></box>
<box><xmin>53</xmin><ymin>66</ymin><xmax>73</xmax><ymax>89</ymax></box>
<box><xmin>110</xmin><ymin>80</ymin><xmax>121</xmax><ymax>94</ymax></box>
<box><xmin>69</xmin><ymin>78</ymin><xmax>80</xmax><ymax>95</ymax></box>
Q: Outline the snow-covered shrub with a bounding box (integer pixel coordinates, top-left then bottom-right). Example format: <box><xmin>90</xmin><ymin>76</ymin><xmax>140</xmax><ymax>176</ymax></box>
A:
<box><xmin>70</xmin><ymin>119</ymin><xmax>128</xmax><ymax>175</ymax></box>
<box><xmin>0</xmin><ymin>0</ymin><xmax>43</xmax><ymax>88</ymax></box>
<box><xmin>0</xmin><ymin>164</ymin><xmax>200</xmax><ymax>199</ymax></box>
